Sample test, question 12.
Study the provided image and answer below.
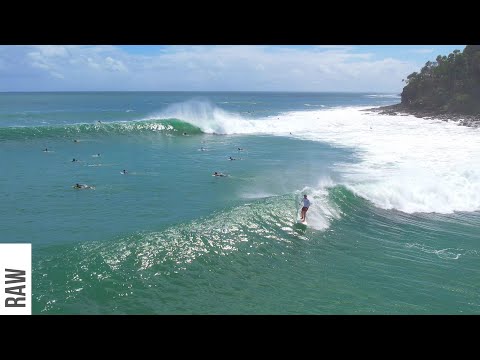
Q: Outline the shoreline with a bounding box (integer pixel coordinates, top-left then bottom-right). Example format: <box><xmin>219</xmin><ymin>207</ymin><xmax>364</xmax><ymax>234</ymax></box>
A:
<box><xmin>364</xmin><ymin>103</ymin><xmax>480</xmax><ymax>128</ymax></box>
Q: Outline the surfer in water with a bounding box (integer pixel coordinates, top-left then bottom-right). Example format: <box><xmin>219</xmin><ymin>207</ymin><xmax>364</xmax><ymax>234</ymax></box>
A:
<box><xmin>73</xmin><ymin>183</ymin><xmax>94</xmax><ymax>190</ymax></box>
<box><xmin>299</xmin><ymin>194</ymin><xmax>311</xmax><ymax>222</ymax></box>
<box><xmin>228</xmin><ymin>156</ymin><xmax>236</xmax><ymax>161</ymax></box>
<box><xmin>213</xmin><ymin>172</ymin><xmax>227</xmax><ymax>177</ymax></box>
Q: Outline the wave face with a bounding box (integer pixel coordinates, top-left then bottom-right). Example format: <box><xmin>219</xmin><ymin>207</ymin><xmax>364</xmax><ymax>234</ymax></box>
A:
<box><xmin>0</xmin><ymin>119</ymin><xmax>202</xmax><ymax>140</ymax></box>
<box><xmin>32</xmin><ymin>183</ymin><xmax>480</xmax><ymax>314</ymax></box>
<box><xmin>157</xmin><ymin>101</ymin><xmax>480</xmax><ymax>214</ymax></box>
<box><xmin>28</xmin><ymin>186</ymin><xmax>360</xmax><ymax>314</ymax></box>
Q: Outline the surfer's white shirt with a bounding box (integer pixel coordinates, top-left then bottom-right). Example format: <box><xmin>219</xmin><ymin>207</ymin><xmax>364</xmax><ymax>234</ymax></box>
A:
<box><xmin>302</xmin><ymin>198</ymin><xmax>311</xmax><ymax>208</ymax></box>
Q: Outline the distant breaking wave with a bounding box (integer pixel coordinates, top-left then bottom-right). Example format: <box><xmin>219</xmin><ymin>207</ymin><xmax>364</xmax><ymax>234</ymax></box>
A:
<box><xmin>0</xmin><ymin>119</ymin><xmax>203</xmax><ymax>140</ymax></box>
<box><xmin>151</xmin><ymin>99</ymin><xmax>250</xmax><ymax>134</ymax></box>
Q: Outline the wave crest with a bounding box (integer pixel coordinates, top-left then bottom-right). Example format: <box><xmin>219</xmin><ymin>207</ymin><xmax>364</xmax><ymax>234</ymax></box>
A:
<box><xmin>0</xmin><ymin>119</ymin><xmax>203</xmax><ymax>140</ymax></box>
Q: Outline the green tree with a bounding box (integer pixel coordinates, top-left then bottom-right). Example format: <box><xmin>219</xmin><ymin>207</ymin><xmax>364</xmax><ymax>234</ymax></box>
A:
<box><xmin>401</xmin><ymin>45</ymin><xmax>480</xmax><ymax>114</ymax></box>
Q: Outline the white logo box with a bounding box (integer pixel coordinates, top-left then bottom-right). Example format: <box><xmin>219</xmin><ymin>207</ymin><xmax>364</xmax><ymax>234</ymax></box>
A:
<box><xmin>0</xmin><ymin>244</ymin><xmax>31</xmax><ymax>315</ymax></box>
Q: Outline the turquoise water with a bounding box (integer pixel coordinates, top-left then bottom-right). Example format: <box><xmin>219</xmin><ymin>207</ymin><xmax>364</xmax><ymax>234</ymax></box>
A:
<box><xmin>1</xmin><ymin>92</ymin><xmax>479</xmax><ymax>314</ymax></box>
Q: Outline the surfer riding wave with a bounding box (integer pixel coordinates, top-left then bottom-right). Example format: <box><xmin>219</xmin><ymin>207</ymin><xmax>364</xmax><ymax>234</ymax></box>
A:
<box><xmin>299</xmin><ymin>194</ymin><xmax>311</xmax><ymax>222</ymax></box>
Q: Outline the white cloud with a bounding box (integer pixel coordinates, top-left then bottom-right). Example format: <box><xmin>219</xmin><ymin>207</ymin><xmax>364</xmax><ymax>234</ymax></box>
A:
<box><xmin>105</xmin><ymin>57</ymin><xmax>128</xmax><ymax>72</ymax></box>
<box><xmin>87</xmin><ymin>57</ymin><xmax>101</xmax><ymax>70</ymax></box>
<box><xmin>313</xmin><ymin>45</ymin><xmax>356</xmax><ymax>51</ymax></box>
<box><xmin>0</xmin><ymin>45</ymin><xmax>419</xmax><ymax>92</ymax></box>
<box><xmin>408</xmin><ymin>48</ymin><xmax>434</xmax><ymax>54</ymax></box>
<box><xmin>32</xmin><ymin>45</ymin><xmax>69</xmax><ymax>58</ymax></box>
<box><xmin>30</xmin><ymin>61</ymin><xmax>49</xmax><ymax>70</ymax></box>
<box><xmin>51</xmin><ymin>71</ymin><xmax>65</xmax><ymax>79</ymax></box>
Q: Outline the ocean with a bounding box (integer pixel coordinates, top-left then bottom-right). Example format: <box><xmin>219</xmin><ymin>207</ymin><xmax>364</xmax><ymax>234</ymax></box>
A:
<box><xmin>1</xmin><ymin>91</ymin><xmax>479</xmax><ymax>314</ymax></box>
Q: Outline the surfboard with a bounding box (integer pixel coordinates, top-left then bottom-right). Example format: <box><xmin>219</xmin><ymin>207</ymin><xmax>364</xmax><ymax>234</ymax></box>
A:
<box><xmin>294</xmin><ymin>220</ymin><xmax>307</xmax><ymax>231</ymax></box>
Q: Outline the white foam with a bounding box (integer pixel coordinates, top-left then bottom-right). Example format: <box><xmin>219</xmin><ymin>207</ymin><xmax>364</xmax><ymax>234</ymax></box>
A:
<box><xmin>241</xmin><ymin>191</ymin><xmax>277</xmax><ymax>199</ymax></box>
<box><xmin>151</xmin><ymin>100</ymin><xmax>480</xmax><ymax>214</ymax></box>
<box><xmin>405</xmin><ymin>243</ymin><xmax>464</xmax><ymax>260</ymax></box>
<box><xmin>275</xmin><ymin>107</ymin><xmax>480</xmax><ymax>214</ymax></box>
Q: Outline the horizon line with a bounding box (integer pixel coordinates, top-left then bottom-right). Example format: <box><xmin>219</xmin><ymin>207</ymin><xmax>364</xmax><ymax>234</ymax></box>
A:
<box><xmin>0</xmin><ymin>90</ymin><xmax>401</xmax><ymax>94</ymax></box>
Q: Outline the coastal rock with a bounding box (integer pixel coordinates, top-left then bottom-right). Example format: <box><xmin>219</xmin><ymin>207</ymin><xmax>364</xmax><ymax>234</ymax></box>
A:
<box><xmin>370</xmin><ymin>103</ymin><xmax>480</xmax><ymax>128</ymax></box>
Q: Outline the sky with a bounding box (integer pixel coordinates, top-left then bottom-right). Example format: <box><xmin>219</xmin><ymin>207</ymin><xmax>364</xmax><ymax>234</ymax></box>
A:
<box><xmin>0</xmin><ymin>45</ymin><xmax>466</xmax><ymax>92</ymax></box>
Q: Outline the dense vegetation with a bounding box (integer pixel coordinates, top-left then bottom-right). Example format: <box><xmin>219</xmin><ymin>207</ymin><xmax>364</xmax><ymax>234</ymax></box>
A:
<box><xmin>401</xmin><ymin>45</ymin><xmax>480</xmax><ymax>114</ymax></box>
